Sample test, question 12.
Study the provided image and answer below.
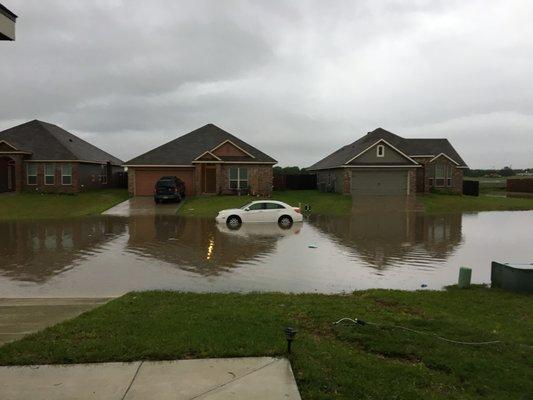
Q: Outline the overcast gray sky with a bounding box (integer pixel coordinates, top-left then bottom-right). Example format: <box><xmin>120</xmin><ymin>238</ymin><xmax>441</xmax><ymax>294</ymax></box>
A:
<box><xmin>1</xmin><ymin>0</ymin><xmax>532</xmax><ymax>168</ymax></box>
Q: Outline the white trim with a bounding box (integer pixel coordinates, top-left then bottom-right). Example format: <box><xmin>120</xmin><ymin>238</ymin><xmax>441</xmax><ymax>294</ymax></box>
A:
<box><xmin>376</xmin><ymin>144</ymin><xmax>385</xmax><ymax>158</ymax></box>
<box><xmin>26</xmin><ymin>163</ymin><xmax>37</xmax><ymax>185</ymax></box>
<box><xmin>44</xmin><ymin>163</ymin><xmax>55</xmax><ymax>186</ymax></box>
<box><xmin>210</xmin><ymin>139</ymin><xmax>256</xmax><ymax>159</ymax></box>
<box><xmin>410</xmin><ymin>155</ymin><xmax>435</xmax><ymax>158</ymax></box>
<box><xmin>456</xmin><ymin>166</ymin><xmax>468</xmax><ymax>169</ymax></box>
<box><xmin>345</xmin><ymin>139</ymin><xmax>419</xmax><ymax>165</ymax></box>
<box><xmin>60</xmin><ymin>163</ymin><xmax>73</xmax><ymax>186</ymax></box>
<box><xmin>343</xmin><ymin>165</ymin><xmax>422</xmax><ymax>168</ymax></box>
<box><xmin>0</xmin><ymin>140</ymin><xmax>18</xmax><ymax>151</ymax></box>
<box><xmin>193</xmin><ymin>151</ymin><xmax>222</xmax><ymax>161</ymax></box>
<box><xmin>25</xmin><ymin>159</ymin><xmax>122</xmax><ymax>166</ymax></box>
<box><xmin>0</xmin><ymin>151</ymin><xmax>32</xmax><ymax>155</ymax></box>
<box><xmin>429</xmin><ymin>153</ymin><xmax>459</xmax><ymax>165</ymax></box>
<box><xmin>123</xmin><ymin>164</ymin><xmax>195</xmax><ymax>168</ymax></box>
<box><xmin>192</xmin><ymin>160</ymin><xmax>276</xmax><ymax>165</ymax></box>
<box><xmin>308</xmin><ymin>164</ymin><xmax>422</xmax><ymax>171</ymax></box>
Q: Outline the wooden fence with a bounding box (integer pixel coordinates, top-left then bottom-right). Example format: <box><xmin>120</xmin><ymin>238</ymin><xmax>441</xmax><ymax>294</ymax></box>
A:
<box><xmin>273</xmin><ymin>174</ymin><xmax>317</xmax><ymax>190</ymax></box>
<box><xmin>507</xmin><ymin>178</ymin><xmax>533</xmax><ymax>193</ymax></box>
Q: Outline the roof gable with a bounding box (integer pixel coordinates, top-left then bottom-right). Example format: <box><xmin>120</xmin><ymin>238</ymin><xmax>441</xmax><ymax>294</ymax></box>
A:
<box><xmin>211</xmin><ymin>140</ymin><xmax>254</xmax><ymax>159</ymax></box>
<box><xmin>194</xmin><ymin>151</ymin><xmax>221</xmax><ymax>161</ymax></box>
<box><xmin>126</xmin><ymin>124</ymin><xmax>276</xmax><ymax>166</ymax></box>
<box><xmin>0</xmin><ymin>140</ymin><xmax>18</xmax><ymax>151</ymax></box>
<box><xmin>346</xmin><ymin>139</ymin><xmax>418</xmax><ymax>165</ymax></box>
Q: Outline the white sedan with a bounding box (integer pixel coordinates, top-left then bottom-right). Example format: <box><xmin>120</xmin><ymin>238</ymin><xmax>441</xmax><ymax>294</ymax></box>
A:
<box><xmin>215</xmin><ymin>200</ymin><xmax>303</xmax><ymax>229</ymax></box>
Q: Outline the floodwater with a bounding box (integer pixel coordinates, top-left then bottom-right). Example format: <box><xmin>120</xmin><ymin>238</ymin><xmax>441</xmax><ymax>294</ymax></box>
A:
<box><xmin>0</xmin><ymin>210</ymin><xmax>532</xmax><ymax>297</ymax></box>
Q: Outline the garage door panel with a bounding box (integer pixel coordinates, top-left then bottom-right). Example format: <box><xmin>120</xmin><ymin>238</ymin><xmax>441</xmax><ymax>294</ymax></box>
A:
<box><xmin>351</xmin><ymin>170</ymin><xmax>407</xmax><ymax>196</ymax></box>
<box><xmin>135</xmin><ymin>169</ymin><xmax>194</xmax><ymax>196</ymax></box>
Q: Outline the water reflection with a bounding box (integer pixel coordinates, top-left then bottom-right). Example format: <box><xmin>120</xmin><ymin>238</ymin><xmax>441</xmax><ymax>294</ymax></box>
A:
<box><xmin>125</xmin><ymin>216</ymin><xmax>301</xmax><ymax>276</ymax></box>
<box><xmin>310</xmin><ymin>211</ymin><xmax>462</xmax><ymax>270</ymax></box>
<box><xmin>1</xmin><ymin>210</ymin><xmax>531</xmax><ymax>295</ymax></box>
<box><xmin>0</xmin><ymin>218</ymin><xmax>126</xmax><ymax>282</ymax></box>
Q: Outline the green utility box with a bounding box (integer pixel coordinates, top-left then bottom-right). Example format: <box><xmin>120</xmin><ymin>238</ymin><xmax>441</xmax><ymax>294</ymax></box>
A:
<box><xmin>458</xmin><ymin>267</ymin><xmax>472</xmax><ymax>289</ymax></box>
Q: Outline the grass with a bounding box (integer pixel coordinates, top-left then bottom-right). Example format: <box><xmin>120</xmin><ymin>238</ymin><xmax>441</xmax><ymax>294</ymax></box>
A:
<box><xmin>0</xmin><ymin>288</ymin><xmax>531</xmax><ymax>399</ymax></box>
<box><xmin>421</xmin><ymin>193</ymin><xmax>533</xmax><ymax>213</ymax></box>
<box><xmin>178</xmin><ymin>190</ymin><xmax>352</xmax><ymax>217</ymax></box>
<box><xmin>0</xmin><ymin>189</ymin><xmax>129</xmax><ymax>220</ymax></box>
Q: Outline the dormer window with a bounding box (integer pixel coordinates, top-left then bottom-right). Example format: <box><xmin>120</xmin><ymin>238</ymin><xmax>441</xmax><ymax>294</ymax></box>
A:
<box><xmin>377</xmin><ymin>144</ymin><xmax>385</xmax><ymax>158</ymax></box>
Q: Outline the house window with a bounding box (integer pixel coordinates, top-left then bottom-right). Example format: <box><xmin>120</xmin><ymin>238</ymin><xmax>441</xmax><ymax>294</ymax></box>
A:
<box><xmin>435</xmin><ymin>164</ymin><xmax>445</xmax><ymax>187</ymax></box>
<box><xmin>27</xmin><ymin>164</ymin><xmax>37</xmax><ymax>185</ymax></box>
<box><xmin>447</xmin><ymin>165</ymin><xmax>453</xmax><ymax>187</ymax></box>
<box><xmin>61</xmin><ymin>163</ymin><xmax>72</xmax><ymax>185</ymax></box>
<box><xmin>100</xmin><ymin>165</ymin><xmax>108</xmax><ymax>184</ymax></box>
<box><xmin>44</xmin><ymin>164</ymin><xmax>55</xmax><ymax>185</ymax></box>
<box><xmin>229</xmin><ymin>167</ymin><xmax>248</xmax><ymax>189</ymax></box>
<box><xmin>377</xmin><ymin>144</ymin><xmax>385</xmax><ymax>158</ymax></box>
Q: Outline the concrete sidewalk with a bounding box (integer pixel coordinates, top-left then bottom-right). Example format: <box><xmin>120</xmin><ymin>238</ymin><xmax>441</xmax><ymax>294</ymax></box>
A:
<box><xmin>0</xmin><ymin>298</ymin><xmax>110</xmax><ymax>345</ymax></box>
<box><xmin>102</xmin><ymin>197</ymin><xmax>182</xmax><ymax>217</ymax></box>
<box><xmin>0</xmin><ymin>357</ymin><xmax>301</xmax><ymax>400</ymax></box>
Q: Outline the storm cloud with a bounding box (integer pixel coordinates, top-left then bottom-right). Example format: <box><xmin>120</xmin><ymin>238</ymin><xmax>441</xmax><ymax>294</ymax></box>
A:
<box><xmin>1</xmin><ymin>0</ymin><xmax>532</xmax><ymax>167</ymax></box>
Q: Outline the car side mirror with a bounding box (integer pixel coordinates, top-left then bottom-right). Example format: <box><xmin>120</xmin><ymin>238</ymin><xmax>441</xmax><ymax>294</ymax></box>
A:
<box><xmin>244</xmin><ymin>208</ymin><xmax>250</xmax><ymax>211</ymax></box>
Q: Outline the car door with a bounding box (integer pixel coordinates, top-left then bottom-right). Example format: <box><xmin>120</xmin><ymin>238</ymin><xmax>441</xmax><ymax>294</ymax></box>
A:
<box><xmin>245</xmin><ymin>202</ymin><xmax>266</xmax><ymax>222</ymax></box>
<box><xmin>265</xmin><ymin>202</ymin><xmax>285</xmax><ymax>222</ymax></box>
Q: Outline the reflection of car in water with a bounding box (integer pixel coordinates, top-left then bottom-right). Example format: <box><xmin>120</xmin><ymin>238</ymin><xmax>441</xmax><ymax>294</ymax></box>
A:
<box><xmin>216</xmin><ymin>221</ymin><xmax>303</xmax><ymax>237</ymax></box>
<box><xmin>215</xmin><ymin>200</ymin><xmax>303</xmax><ymax>229</ymax></box>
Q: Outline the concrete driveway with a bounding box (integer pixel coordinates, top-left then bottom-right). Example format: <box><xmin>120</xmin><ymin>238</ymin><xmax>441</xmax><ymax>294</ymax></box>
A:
<box><xmin>103</xmin><ymin>197</ymin><xmax>182</xmax><ymax>217</ymax></box>
<box><xmin>0</xmin><ymin>298</ymin><xmax>109</xmax><ymax>346</ymax></box>
<box><xmin>0</xmin><ymin>357</ymin><xmax>301</xmax><ymax>399</ymax></box>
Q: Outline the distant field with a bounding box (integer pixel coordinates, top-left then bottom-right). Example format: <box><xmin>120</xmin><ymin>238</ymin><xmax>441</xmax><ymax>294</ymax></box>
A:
<box><xmin>463</xmin><ymin>175</ymin><xmax>531</xmax><ymax>192</ymax></box>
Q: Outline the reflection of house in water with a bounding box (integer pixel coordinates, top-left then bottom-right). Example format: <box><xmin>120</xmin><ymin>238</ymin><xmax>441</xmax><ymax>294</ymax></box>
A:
<box><xmin>311</xmin><ymin>212</ymin><xmax>462</xmax><ymax>270</ymax></box>
<box><xmin>126</xmin><ymin>216</ymin><xmax>292</xmax><ymax>276</ymax></box>
<box><xmin>0</xmin><ymin>218</ymin><xmax>126</xmax><ymax>282</ymax></box>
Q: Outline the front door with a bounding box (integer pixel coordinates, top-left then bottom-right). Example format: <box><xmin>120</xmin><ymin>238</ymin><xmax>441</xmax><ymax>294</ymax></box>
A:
<box><xmin>204</xmin><ymin>166</ymin><xmax>217</xmax><ymax>193</ymax></box>
<box><xmin>0</xmin><ymin>156</ymin><xmax>15</xmax><ymax>193</ymax></box>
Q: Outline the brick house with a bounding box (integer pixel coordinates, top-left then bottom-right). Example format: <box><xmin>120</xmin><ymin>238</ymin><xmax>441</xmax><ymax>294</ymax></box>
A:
<box><xmin>124</xmin><ymin>124</ymin><xmax>277</xmax><ymax>197</ymax></box>
<box><xmin>309</xmin><ymin>128</ymin><xmax>467</xmax><ymax>196</ymax></box>
<box><xmin>0</xmin><ymin>120</ymin><xmax>124</xmax><ymax>194</ymax></box>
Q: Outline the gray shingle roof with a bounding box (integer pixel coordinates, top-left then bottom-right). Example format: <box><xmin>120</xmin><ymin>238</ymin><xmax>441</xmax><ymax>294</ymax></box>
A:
<box><xmin>0</xmin><ymin>120</ymin><xmax>123</xmax><ymax>165</ymax></box>
<box><xmin>308</xmin><ymin>127</ymin><xmax>467</xmax><ymax>170</ymax></box>
<box><xmin>125</xmin><ymin>124</ymin><xmax>277</xmax><ymax>165</ymax></box>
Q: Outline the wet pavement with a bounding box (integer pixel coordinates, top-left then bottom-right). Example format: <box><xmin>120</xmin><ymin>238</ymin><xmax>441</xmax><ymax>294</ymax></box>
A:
<box><xmin>0</xmin><ymin>357</ymin><xmax>301</xmax><ymax>399</ymax></box>
<box><xmin>0</xmin><ymin>210</ymin><xmax>532</xmax><ymax>296</ymax></box>
<box><xmin>103</xmin><ymin>196</ymin><xmax>182</xmax><ymax>216</ymax></box>
<box><xmin>0</xmin><ymin>298</ymin><xmax>109</xmax><ymax>345</ymax></box>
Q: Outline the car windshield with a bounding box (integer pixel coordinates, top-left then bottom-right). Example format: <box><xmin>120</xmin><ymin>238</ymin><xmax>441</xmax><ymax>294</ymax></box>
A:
<box><xmin>156</xmin><ymin>180</ymin><xmax>174</xmax><ymax>188</ymax></box>
<box><xmin>240</xmin><ymin>202</ymin><xmax>254</xmax><ymax>210</ymax></box>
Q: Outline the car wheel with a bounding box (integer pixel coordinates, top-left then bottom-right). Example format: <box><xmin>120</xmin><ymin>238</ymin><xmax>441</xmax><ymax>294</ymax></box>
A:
<box><xmin>226</xmin><ymin>215</ymin><xmax>242</xmax><ymax>230</ymax></box>
<box><xmin>278</xmin><ymin>215</ymin><xmax>293</xmax><ymax>229</ymax></box>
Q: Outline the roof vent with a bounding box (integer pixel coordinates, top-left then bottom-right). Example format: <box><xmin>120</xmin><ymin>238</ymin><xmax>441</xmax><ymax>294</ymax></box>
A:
<box><xmin>69</xmin><ymin>139</ymin><xmax>73</xmax><ymax>142</ymax></box>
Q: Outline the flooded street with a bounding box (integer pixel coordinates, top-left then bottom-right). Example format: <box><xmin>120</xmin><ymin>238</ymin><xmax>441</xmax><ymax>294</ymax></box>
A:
<box><xmin>0</xmin><ymin>211</ymin><xmax>532</xmax><ymax>297</ymax></box>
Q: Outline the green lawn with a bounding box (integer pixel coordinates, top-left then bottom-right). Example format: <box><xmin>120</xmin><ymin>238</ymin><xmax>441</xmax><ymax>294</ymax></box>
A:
<box><xmin>0</xmin><ymin>189</ymin><xmax>129</xmax><ymax>220</ymax></box>
<box><xmin>420</xmin><ymin>193</ymin><xmax>533</xmax><ymax>213</ymax></box>
<box><xmin>0</xmin><ymin>288</ymin><xmax>530</xmax><ymax>399</ymax></box>
<box><xmin>179</xmin><ymin>190</ymin><xmax>352</xmax><ymax>217</ymax></box>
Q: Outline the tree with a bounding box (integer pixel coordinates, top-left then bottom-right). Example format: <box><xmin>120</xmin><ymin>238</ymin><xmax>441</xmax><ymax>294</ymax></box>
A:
<box><xmin>499</xmin><ymin>166</ymin><xmax>514</xmax><ymax>177</ymax></box>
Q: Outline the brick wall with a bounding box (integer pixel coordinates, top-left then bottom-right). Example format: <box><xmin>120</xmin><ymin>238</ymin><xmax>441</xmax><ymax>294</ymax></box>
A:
<box><xmin>218</xmin><ymin>164</ymin><xmax>273</xmax><ymax>196</ymax></box>
<box><xmin>127</xmin><ymin>168</ymin><xmax>135</xmax><ymax>196</ymax></box>
<box><xmin>413</xmin><ymin>157</ymin><xmax>463</xmax><ymax>193</ymax></box>
<box><xmin>22</xmin><ymin>162</ymin><xmax>79</xmax><ymax>194</ymax></box>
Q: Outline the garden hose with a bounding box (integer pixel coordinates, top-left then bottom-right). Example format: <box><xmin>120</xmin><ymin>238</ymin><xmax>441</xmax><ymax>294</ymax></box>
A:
<box><xmin>333</xmin><ymin>317</ymin><xmax>501</xmax><ymax>345</ymax></box>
